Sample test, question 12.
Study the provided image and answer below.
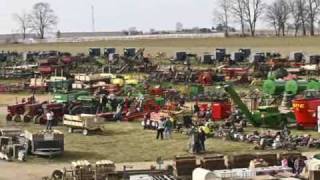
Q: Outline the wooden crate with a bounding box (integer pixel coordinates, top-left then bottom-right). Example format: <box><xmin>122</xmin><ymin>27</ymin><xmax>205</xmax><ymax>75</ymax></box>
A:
<box><xmin>174</xmin><ymin>155</ymin><xmax>197</xmax><ymax>177</ymax></box>
<box><xmin>256</xmin><ymin>153</ymin><xmax>277</xmax><ymax>166</ymax></box>
<box><xmin>227</xmin><ymin>154</ymin><xmax>256</xmax><ymax>169</ymax></box>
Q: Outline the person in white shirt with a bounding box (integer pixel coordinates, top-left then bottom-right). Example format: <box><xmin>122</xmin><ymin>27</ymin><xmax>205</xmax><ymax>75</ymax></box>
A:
<box><xmin>46</xmin><ymin>110</ymin><xmax>54</xmax><ymax>130</ymax></box>
<box><xmin>156</xmin><ymin>117</ymin><xmax>165</xmax><ymax>140</ymax></box>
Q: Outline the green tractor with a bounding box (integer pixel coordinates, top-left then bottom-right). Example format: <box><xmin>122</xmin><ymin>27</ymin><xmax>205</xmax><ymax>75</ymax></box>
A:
<box><xmin>69</xmin><ymin>95</ymin><xmax>99</xmax><ymax>115</ymax></box>
<box><xmin>224</xmin><ymin>85</ymin><xmax>295</xmax><ymax>128</ymax></box>
<box><xmin>52</xmin><ymin>90</ymin><xmax>90</xmax><ymax>104</ymax></box>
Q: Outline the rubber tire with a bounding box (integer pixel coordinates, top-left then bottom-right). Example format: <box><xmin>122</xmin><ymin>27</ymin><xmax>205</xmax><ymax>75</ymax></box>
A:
<box><xmin>297</xmin><ymin>124</ymin><xmax>304</xmax><ymax>130</ymax></box>
<box><xmin>23</xmin><ymin>115</ymin><xmax>32</xmax><ymax>123</ymax></box>
<box><xmin>6</xmin><ymin>114</ymin><xmax>12</xmax><ymax>121</ymax></box>
<box><xmin>13</xmin><ymin>115</ymin><xmax>22</xmax><ymax>122</ymax></box>
<box><xmin>33</xmin><ymin>115</ymin><xmax>42</xmax><ymax>124</ymax></box>
<box><xmin>83</xmin><ymin>129</ymin><xmax>89</xmax><ymax>136</ymax></box>
<box><xmin>51</xmin><ymin>169</ymin><xmax>63</xmax><ymax>180</ymax></box>
<box><xmin>68</xmin><ymin>127</ymin><xmax>73</xmax><ymax>133</ymax></box>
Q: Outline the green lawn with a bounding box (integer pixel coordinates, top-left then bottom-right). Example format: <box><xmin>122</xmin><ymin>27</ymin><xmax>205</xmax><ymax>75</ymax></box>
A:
<box><xmin>2</xmin><ymin>118</ymin><xmax>320</xmax><ymax>165</ymax></box>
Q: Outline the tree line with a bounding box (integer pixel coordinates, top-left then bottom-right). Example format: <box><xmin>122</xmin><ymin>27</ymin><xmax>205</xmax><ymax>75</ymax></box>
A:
<box><xmin>215</xmin><ymin>0</ymin><xmax>320</xmax><ymax>37</ymax></box>
<box><xmin>14</xmin><ymin>2</ymin><xmax>58</xmax><ymax>39</ymax></box>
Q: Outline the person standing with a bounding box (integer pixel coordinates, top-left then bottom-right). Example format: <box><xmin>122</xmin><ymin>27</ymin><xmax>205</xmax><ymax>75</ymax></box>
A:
<box><xmin>199</xmin><ymin>128</ymin><xmax>206</xmax><ymax>152</ymax></box>
<box><xmin>143</xmin><ymin>112</ymin><xmax>151</xmax><ymax>129</ymax></box>
<box><xmin>156</xmin><ymin>117</ymin><xmax>165</xmax><ymax>140</ymax></box>
<box><xmin>46</xmin><ymin>110</ymin><xmax>54</xmax><ymax>130</ymax></box>
<box><xmin>164</xmin><ymin>117</ymin><xmax>173</xmax><ymax>139</ymax></box>
<box><xmin>193</xmin><ymin>102</ymin><xmax>200</xmax><ymax>115</ymax></box>
<box><xmin>294</xmin><ymin>157</ymin><xmax>305</xmax><ymax>177</ymax></box>
<box><xmin>114</xmin><ymin>104</ymin><xmax>123</xmax><ymax>122</ymax></box>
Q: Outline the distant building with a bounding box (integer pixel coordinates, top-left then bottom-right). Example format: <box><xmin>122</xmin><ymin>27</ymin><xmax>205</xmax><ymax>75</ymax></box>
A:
<box><xmin>58</xmin><ymin>31</ymin><xmax>126</xmax><ymax>38</ymax></box>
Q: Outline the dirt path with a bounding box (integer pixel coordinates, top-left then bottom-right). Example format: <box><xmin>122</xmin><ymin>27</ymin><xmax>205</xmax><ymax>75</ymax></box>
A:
<box><xmin>0</xmin><ymin>160</ymin><xmax>173</xmax><ymax>180</ymax></box>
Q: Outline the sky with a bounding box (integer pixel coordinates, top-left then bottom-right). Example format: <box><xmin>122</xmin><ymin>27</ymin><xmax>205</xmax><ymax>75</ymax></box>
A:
<box><xmin>0</xmin><ymin>0</ymin><xmax>222</xmax><ymax>34</ymax></box>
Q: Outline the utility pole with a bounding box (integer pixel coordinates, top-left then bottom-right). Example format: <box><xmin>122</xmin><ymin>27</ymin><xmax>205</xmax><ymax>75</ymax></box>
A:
<box><xmin>91</xmin><ymin>5</ymin><xmax>95</xmax><ymax>32</ymax></box>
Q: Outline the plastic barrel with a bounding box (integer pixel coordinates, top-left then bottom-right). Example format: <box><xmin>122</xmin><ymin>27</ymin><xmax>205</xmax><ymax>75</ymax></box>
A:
<box><xmin>262</xmin><ymin>79</ymin><xmax>285</xmax><ymax>95</ymax></box>
<box><xmin>307</xmin><ymin>80</ymin><xmax>320</xmax><ymax>90</ymax></box>
<box><xmin>285</xmin><ymin>80</ymin><xmax>308</xmax><ymax>95</ymax></box>
<box><xmin>155</xmin><ymin>97</ymin><xmax>165</xmax><ymax>106</ymax></box>
<box><xmin>190</xmin><ymin>85</ymin><xmax>204</xmax><ymax>97</ymax></box>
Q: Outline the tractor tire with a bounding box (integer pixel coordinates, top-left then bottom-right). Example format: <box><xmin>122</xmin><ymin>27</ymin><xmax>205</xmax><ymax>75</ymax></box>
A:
<box><xmin>51</xmin><ymin>169</ymin><xmax>63</xmax><ymax>180</ymax></box>
<box><xmin>297</xmin><ymin>124</ymin><xmax>304</xmax><ymax>130</ymax></box>
<box><xmin>13</xmin><ymin>115</ymin><xmax>22</xmax><ymax>122</ymax></box>
<box><xmin>82</xmin><ymin>129</ymin><xmax>89</xmax><ymax>136</ymax></box>
<box><xmin>68</xmin><ymin>127</ymin><xmax>73</xmax><ymax>133</ymax></box>
<box><xmin>6</xmin><ymin>114</ymin><xmax>12</xmax><ymax>121</ymax></box>
<box><xmin>33</xmin><ymin>115</ymin><xmax>41</xmax><ymax>124</ymax></box>
<box><xmin>23</xmin><ymin>115</ymin><xmax>32</xmax><ymax>123</ymax></box>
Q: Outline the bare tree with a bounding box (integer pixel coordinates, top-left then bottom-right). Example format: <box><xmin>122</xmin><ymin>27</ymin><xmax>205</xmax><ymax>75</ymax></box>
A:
<box><xmin>265</xmin><ymin>4</ymin><xmax>279</xmax><ymax>36</ymax></box>
<box><xmin>231</xmin><ymin>0</ymin><xmax>246</xmax><ymax>36</ymax></box>
<box><xmin>289</xmin><ymin>0</ymin><xmax>302</xmax><ymax>36</ymax></box>
<box><xmin>29</xmin><ymin>2</ymin><xmax>58</xmax><ymax>39</ymax></box>
<box><xmin>296</xmin><ymin>0</ymin><xmax>309</xmax><ymax>36</ymax></box>
<box><xmin>176</xmin><ymin>22</ymin><xmax>183</xmax><ymax>32</ymax></box>
<box><xmin>243</xmin><ymin>0</ymin><xmax>264</xmax><ymax>36</ymax></box>
<box><xmin>13</xmin><ymin>12</ymin><xmax>30</xmax><ymax>40</ymax></box>
<box><xmin>265</xmin><ymin>0</ymin><xmax>290</xmax><ymax>36</ymax></box>
<box><xmin>306</xmin><ymin>0</ymin><xmax>320</xmax><ymax>36</ymax></box>
<box><xmin>214</xmin><ymin>0</ymin><xmax>232</xmax><ymax>37</ymax></box>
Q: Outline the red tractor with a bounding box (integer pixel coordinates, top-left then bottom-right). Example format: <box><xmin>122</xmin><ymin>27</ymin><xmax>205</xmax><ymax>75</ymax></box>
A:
<box><xmin>197</xmin><ymin>71</ymin><xmax>213</xmax><ymax>85</ymax></box>
<box><xmin>32</xmin><ymin>103</ymin><xmax>65</xmax><ymax>125</ymax></box>
<box><xmin>23</xmin><ymin>103</ymin><xmax>43</xmax><ymax>122</ymax></box>
<box><xmin>6</xmin><ymin>103</ymin><xmax>26</xmax><ymax>122</ymax></box>
<box><xmin>7</xmin><ymin>101</ymin><xmax>65</xmax><ymax>125</ymax></box>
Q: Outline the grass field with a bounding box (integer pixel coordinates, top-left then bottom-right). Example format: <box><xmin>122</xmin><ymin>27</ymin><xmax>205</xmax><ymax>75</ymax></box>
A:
<box><xmin>1</xmin><ymin>36</ymin><xmax>320</xmax><ymax>56</ymax></box>
<box><xmin>1</xmin><ymin>36</ymin><xmax>320</xmax><ymax>164</ymax></box>
<box><xmin>1</xmin><ymin>92</ymin><xmax>320</xmax><ymax>165</ymax></box>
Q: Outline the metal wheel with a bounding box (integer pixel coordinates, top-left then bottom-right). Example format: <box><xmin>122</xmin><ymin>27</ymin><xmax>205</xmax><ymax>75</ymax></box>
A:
<box><xmin>51</xmin><ymin>169</ymin><xmax>63</xmax><ymax>180</ymax></box>
<box><xmin>23</xmin><ymin>115</ymin><xmax>32</xmax><ymax>123</ymax></box>
<box><xmin>82</xmin><ymin>129</ymin><xmax>89</xmax><ymax>136</ymax></box>
<box><xmin>6</xmin><ymin>114</ymin><xmax>12</xmax><ymax>121</ymax></box>
<box><xmin>33</xmin><ymin>115</ymin><xmax>41</xmax><ymax>124</ymax></box>
<box><xmin>13</xmin><ymin>115</ymin><xmax>22</xmax><ymax>122</ymax></box>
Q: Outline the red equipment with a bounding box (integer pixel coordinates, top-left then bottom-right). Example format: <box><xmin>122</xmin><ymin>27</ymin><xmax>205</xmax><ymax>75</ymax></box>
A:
<box><xmin>6</xmin><ymin>103</ymin><xmax>26</xmax><ymax>122</ymax></box>
<box><xmin>198</xmin><ymin>101</ymin><xmax>231</xmax><ymax>121</ymax></box>
<box><xmin>222</xmin><ymin>67</ymin><xmax>249</xmax><ymax>80</ymax></box>
<box><xmin>211</xmin><ymin>101</ymin><xmax>231</xmax><ymax>120</ymax></box>
<box><xmin>292</xmin><ymin>98</ymin><xmax>320</xmax><ymax>129</ymax></box>
<box><xmin>38</xmin><ymin>65</ymin><xmax>57</xmax><ymax>75</ymax></box>
<box><xmin>150</xmin><ymin>87</ymin><xmax>164</xmax><ymax>96</ymax></box>
<box><xmin>198</xmin><ymin>72</ymin><xmax>213</xmax><ymax>85</ymax></box>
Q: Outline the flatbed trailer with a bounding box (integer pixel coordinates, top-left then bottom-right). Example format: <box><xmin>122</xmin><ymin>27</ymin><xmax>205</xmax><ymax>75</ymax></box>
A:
<box><xmin>63</xmin><ymin>114</ymin><xmax>105</xmax><ymax>135</ymax></box>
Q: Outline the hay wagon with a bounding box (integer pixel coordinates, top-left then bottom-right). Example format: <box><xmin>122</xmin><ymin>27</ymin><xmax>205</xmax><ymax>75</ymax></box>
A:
<box><xmin>63</xmin><ymin>114</ymin><xmax>104</xmax><ymax>136</ymax></box>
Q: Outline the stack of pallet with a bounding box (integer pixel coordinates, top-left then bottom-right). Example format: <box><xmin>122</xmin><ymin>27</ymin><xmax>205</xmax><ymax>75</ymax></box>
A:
<box><xmin>95</xmin><ymin>160</ymin><xmax>116</xmax><ymax>180</ymax></box>
<box><xmin>227</xmin><ymin>154</ymin><xmax>256</xmax><ymax>168</ymax></box>
<box><xmin>72</xmin><ymin>160</ymin><xmax>94</xmax><ymax>180</ymax></box>
<box><xmin>200</xmin><ymin>154</ymin><xmax>226</xmax><ymax>171</ymax></box>
<box><xmin>174</xmin><ymin>155</ymin><xmax>197</xmax><ymax>179</ymax></box>
<box><xmin>256</xmin><ymin>153</ymin><xmax>278</xmax><ymax>166</ymax></box>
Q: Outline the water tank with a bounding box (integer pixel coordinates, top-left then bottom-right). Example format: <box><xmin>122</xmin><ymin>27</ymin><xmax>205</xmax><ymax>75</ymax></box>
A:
<box><xmin>104</xmin><ymin>48</ymin><xmax>116</xmax><ymax>56</ymax></box>
<box><xmin>262</xmin><ymin>79</ymin><xmax>285</xmax><ymax>95</ymax></box>
<box><xmin>89</xmin><ymin>48</ymin><xmax>101</xmax><ymax>57</ymax></box>
<box><xmin>307</xmin><ymin>80</ymin><xmax>320</xmax><ymax>90</ymax></box>
<box><xmin>176</xmin><ymin>52</ymin><xmax>187</xmax><ymax>61</ymax></box>
<box><xmin>285</xmin><ymin>80</ymin><xmax>308</xmax><ymax>95</ymax></box>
